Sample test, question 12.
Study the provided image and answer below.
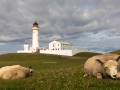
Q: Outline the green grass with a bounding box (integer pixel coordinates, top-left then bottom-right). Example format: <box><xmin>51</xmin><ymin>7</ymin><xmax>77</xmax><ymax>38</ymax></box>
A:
<box><xmin>74</xmin><ymin>52</ymin><xmax>102</xmax><ymax>57</ymax></box>
<box><xmin>0</xmin><ymin>53</ymin><xmax>120</xmax><ymax>90</ymax></box>
<box><xmin>0</xmin><ymin>53</ymin><xmax>86</xmax><ymax>71</ymax></box>
<box><xmin>111</xmin><ymin>49</ymin><xmax>120</xmax><ymax>55</ymax></box>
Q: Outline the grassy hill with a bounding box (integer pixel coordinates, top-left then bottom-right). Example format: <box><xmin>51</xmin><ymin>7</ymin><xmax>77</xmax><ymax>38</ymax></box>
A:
<box><xmin>0</xmin><ymin>52</ymin><xmax>119</xmax><ymax>90</ymax></box>
<box><xmin>110</xmin><ymin>49</ymin><xmax>120</xmax><ymax>55</ymax></box>
<box><xmin>74</xmin><ymin>52</ymin><xmax>102</xmax><ymax>57</ymax></box>
<box><xmin>0</xmin><ymin>53</ymin><xmax>86</xmax><ymax>71</ymax></box>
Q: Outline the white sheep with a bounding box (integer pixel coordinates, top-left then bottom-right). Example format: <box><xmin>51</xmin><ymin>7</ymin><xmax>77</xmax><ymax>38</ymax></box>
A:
<box><xmin>102</xmin><ymin>53</ymin><xmax>120</xmax><ymax>69</ymax></box>
<box><xmin>87</xmin><ymin>53</ymin><xmax>120</xmax><ymax>70</ymax></box>
<box><xmin>117</xmin><ymin>72</ymin><xmax>120</xmax><ymax>79</ymax></box>
<box><xmin>0</xmin><ymin>65</ymin><xmax>34</xmax><ymax>80</ymax></box>
<box><xmin>0</xmin><ymin>65</ymin><xmax>21</xmax><ymax>78</ymax></box>
<box><xmin>83</xmin><ymin>57</ymin><xmax>119</xmax><ymax>79</ymax></box>
<box><xmin>89</xmin><ymin>53</ymin><xmax>120</xmax><ymax>61</ymax></box>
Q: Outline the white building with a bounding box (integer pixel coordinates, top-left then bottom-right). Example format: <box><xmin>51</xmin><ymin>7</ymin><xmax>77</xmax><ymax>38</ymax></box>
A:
<box><xmin>24</xmin><ymin>43</ymin><xmax>30</xmax><ymax>51</ymax></box>
<box><xmin>49</xmin><ymin>40</ymin><xmax>72</xmax><ymax>50</ymax></box>
<box><xmin>17</xmin><ymin>21</ymin><xmax>83</xmax><ymax>56</ymax></box>
<box><xmin>40</xmin><ymin>40</ymin><xmax>81</xmax><ymax>56</ymax></box>
<box><xmin>17</xmin><ymin>21</ymin><xmax>40</xmax><ymax>53</ymax></box>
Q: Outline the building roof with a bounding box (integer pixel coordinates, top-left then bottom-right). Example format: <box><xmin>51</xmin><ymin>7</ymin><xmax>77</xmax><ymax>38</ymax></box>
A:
<box><xmin>58</xmin><ymin>41</ymin><xmax>72</xmax><ymax>45</ymax></box>
<box><xmin>52</xmin><ymin>40</ymin><xmax>72</xmax><ymax>45</ymax></box>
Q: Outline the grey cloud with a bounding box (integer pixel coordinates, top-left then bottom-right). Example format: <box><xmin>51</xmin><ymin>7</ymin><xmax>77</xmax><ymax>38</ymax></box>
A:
<box><xmin>0</xmin><ymin>0</ymin><xmax>120</xmax><ymax>53</ymax></box>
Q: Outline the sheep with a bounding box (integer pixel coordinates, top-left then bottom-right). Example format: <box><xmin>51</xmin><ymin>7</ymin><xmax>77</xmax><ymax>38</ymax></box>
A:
<box><xmin>87</xmin><ymin>53</ymin><xmax>120</xmax><ymax>71</ymax></box>
<box><xmin>89</xmin><ymin>53</ymin><xmax>120</xmax><ymax>61</ymax></box>
<box><xmin>117</xmin><ymin>72</ymin><xmax>120</xmax><ymax>79</ymax></box>
<box><xmin>0</xmin><ymin>65</ymin><xmax>34</xmax><ymax>80</ymax></box>
<box><xmin>100</xmin><ymin>53</ymin><xmax>120</xmax><ymax>67</ymax></box>
<box><xmin>0</xmin><ymin>65</ymin><xmax>21</xmax><ymax>79</ymax></box>
<box><xmin>83</xmin><ymin>58</ymin><xmax>119</xmax><ymax>79</ymax></box>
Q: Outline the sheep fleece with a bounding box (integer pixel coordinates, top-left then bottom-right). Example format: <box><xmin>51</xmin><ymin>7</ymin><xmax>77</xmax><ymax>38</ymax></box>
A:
<box><xmin>84</xmin><ymin>55</ymin><xmax>118</xmax><ymax>78</ymax></box>
<box><xmin>0</xmin><ymin>65</ymin><xmax>32</xmax><ymax>80</ymax></box>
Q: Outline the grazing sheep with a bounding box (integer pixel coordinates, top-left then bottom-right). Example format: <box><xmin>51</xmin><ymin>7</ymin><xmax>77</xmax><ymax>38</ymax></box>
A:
<box><xmin>0</xmin><ymin>65</ymin><xmax>34</xmax><ymax>80</ymax></box>
<box><xmin>84</xmin><ymin>58</ymin><xmax>119</xmax><ymax>79</ymax></box>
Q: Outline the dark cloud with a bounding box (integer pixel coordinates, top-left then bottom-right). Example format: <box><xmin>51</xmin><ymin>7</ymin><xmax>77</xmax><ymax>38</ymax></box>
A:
<box><xmin>0</xmin><ymin>0</ymin><xmax>120</xmax><ymax>54</ymax></box>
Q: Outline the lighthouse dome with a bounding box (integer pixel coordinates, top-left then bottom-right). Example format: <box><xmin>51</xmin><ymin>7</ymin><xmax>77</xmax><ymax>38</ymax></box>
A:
<box><xmin>33</xmin><ymin>21</ymin><xmax>38</xmax><ymax>26</ymax></box>
<box><xmin>32</xmin><ymin>21</ymin><xmax>39</xmax><ymax>30</ymax></box>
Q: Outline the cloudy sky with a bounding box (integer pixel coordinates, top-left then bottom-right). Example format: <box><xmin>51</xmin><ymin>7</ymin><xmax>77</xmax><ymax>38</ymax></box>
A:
<box><xmin>0</xmin><ymin>0</ymin><xmax>120</xmax><ymax>54</ymax></box>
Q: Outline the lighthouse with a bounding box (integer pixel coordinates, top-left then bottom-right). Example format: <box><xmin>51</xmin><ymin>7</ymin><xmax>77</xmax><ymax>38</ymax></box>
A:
<box><xmin>17</xmin><ymin>21</ymin><xmax>81</xmax><ymax>56</ymax></box>
<box><xmin>32</xmin><ymin>21</ymin><xmax>39</xmax><ymax>52</ymax></box>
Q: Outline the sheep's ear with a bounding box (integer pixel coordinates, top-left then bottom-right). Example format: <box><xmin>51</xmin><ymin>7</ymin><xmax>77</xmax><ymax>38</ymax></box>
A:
<box><xmin>96</xmin><ymin>59</ymin><xmax>104</xmax><ymax>65</ymax></box>
<box><xmin>116</xmin><ymin>56</ymin><xmax>120</xmax><ymax>61</ymax></box>
<box><xmin>29</xmin><ymin>66</ymin><xmax>33</xmax><ymax>72</ymax></box>
<box><xmin>29</xmin><ymin>66</ymin><xmax>32</xmax><ymax>69</ymax></box>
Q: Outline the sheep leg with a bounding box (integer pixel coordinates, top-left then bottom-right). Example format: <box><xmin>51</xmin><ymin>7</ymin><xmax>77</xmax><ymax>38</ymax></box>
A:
<box><xmin>96</xmin><ymin>73</ymin><xmax>102</xmax><ymax>79</ymax></box>
<box><xmin>117</xmin><ymin>72</ymin><xmax>120</xmax><ymax>79</ymax></box>
<box><xmin>83</xmin><ymin>73</ymin><xmax>89</xmax><ymax>77</ymax></box>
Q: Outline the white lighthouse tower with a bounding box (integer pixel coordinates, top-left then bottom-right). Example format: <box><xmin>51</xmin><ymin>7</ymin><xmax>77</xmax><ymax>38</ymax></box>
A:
<box><xmin>32</xmin><ymin>21</ymin><xmax>39</xmax><ymax>52</ymax></box>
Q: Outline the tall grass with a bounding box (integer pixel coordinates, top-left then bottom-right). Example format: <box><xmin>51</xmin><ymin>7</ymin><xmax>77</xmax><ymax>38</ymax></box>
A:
<box><xmin>0</xmin><ymin>53</ymin><xmax>120</xmax><ymax>90</ymax></box>
<box><xmin>0</xmin><ymin>66</ymin><xmax>120</xmax><ymax>90</ymax></box>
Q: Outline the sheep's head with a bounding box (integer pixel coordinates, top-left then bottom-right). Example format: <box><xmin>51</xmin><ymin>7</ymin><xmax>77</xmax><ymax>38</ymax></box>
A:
<box><xmin>29</xmin><ymin>66</ymin><xmax>34</xmax><ymax>76</ymax></box>
<box><xmin>96</xmin><ymin>59</ymin><xmax>118</xmax><ymax>79</ymax></box>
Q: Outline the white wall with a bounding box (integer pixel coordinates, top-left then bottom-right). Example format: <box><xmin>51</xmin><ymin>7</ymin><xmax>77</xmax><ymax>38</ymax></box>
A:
<box><xmin>40</xmin><ymin>50</ymin><xmax>80</xmax><ymax>56</ymax></box>
<box><xmin>17</xmin><ymin>51</ymin><xmax>32</xmax><ymax>53</ymax></box>
<box><xmin>24</xmin><ymin>44</ymin><xmax>30</xmax><ymax>51</ymax></box>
